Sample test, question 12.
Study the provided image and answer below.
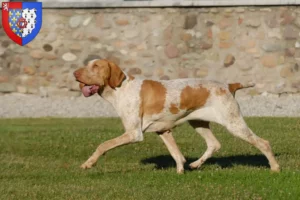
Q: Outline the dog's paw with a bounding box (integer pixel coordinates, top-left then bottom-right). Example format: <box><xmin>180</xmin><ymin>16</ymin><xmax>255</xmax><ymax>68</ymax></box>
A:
<box><xmin>80</xmin><ymin>163</ymin><xmax>92</xmax><ymax>169</ymax></box>
<box><xmin>80</xmin><ymin>160</ymin><xmax>95</xmax><ymax>169</ymax></box>
<box><xmin>177</xmin><ymin>168</ymin><xmax>185</xmax><ymax>174</ymax></box>
<box><xmin>271</xmin><ymin>165</ymin><xmax>280</xmax><ymax>173</ymax></box>
<box><xmin>189</xmin><ymin>162</ymin><xmax>201</xmax><ymax>169</ymax></box>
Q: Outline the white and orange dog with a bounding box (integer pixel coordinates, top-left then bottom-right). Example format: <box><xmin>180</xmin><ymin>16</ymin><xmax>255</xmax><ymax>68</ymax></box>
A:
<box><xmin>73</xmin><ymin>59</ymin><xmax>280</xmax><ymax>173</ymax></box>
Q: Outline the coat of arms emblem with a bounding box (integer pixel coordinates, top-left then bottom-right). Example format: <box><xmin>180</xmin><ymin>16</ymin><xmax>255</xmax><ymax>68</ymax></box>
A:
<box><xmin>2</xmin><ymin>2</ymin><xmax>42</xmax><ymax>46</ymax></box>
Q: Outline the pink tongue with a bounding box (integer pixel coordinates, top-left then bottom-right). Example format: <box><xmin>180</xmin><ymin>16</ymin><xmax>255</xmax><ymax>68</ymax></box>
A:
<box><xmin>81</xmin><ymin>85</ymin><xmax>93</xmax><ymax>97</ymax></box>
<box><xmin>81</xmin><ymin>85</ymin><xmax>99</xmax><ymax>97</ymax></box>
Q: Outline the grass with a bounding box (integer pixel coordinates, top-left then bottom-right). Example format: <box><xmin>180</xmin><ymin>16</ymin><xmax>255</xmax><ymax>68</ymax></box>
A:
<box><xmin>0</xmin><ymin>117</ymin><xmax>300</xmax><ymax>200</ymax></box>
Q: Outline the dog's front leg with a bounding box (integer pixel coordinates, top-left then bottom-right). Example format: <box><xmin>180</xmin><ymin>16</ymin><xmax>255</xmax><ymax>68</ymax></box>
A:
<box><xmin>157</xmin><ymin>130</ymin><xmax>186</xmax><ymax>174</ymax></box>
<box><xmin>80</xmin><ymin>130</ymin><xmax>143</xmax><ymax>169</ymax></box>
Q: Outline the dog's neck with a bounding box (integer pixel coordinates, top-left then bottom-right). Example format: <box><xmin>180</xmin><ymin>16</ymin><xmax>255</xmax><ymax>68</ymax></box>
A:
<box><xmin>98</xmin><ymin>73</ymin><xmax>132</xmax><ymax>105</ymax></box>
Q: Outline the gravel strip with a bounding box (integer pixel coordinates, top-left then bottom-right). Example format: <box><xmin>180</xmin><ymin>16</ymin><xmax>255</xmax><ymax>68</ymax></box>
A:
<box><xmin>0</xmin><ymin>93</ymin><xmax>300</xmax><ymax>118</ymax></box>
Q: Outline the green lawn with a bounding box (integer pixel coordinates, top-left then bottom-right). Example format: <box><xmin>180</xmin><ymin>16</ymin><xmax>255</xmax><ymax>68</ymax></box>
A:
<box><xmin>0</xmin><ymin>118</ymin><xmax>299</xmax><ymax>200</ymax></box>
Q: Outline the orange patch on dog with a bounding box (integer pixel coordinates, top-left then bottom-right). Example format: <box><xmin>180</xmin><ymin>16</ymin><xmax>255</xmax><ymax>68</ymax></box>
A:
<box><xmin>179</xmin><ymin>85</ymin><xmax>210</xmax><ymax>110</ymax></box>
<box><xmin>139</xmin><ymin>80</ymin><xmax>167</xmax><ymax>117</ymax></box>
<box><xmin>169</xmin><ymin>103</ymin><xmax>179</xmax><ymax>114</ymax></box>
<box><xmin>228</xmin><ymin>83</ymin><xmax>243</xmax><ymax>94</ymax></box>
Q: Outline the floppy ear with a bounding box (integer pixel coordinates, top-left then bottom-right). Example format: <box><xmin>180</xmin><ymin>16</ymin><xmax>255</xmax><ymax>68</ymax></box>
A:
<box><xmin>107</xmin><ymin>61</ymin><xmax>126</xmax><ymax>89</ymax></box>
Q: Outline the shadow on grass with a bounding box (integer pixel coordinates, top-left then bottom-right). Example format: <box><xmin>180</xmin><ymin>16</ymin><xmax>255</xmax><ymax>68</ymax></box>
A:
<box><xmin>141</xmin><ymin>154</ymin><xmax>273</xmax><ymax>170</ymax></box>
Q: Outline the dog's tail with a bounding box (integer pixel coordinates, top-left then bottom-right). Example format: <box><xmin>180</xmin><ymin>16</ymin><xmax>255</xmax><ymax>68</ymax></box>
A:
<box><xmin>228</xmin><ymin>82</ymin><xmax>255</xmax><ymax>97</ymax></box>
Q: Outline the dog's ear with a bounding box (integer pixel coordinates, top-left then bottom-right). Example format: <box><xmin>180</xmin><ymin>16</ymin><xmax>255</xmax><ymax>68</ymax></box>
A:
<box><xmin>107</xmin><ymin>61</ymin><xmax>126</xmax><ymax>89</ymax></box>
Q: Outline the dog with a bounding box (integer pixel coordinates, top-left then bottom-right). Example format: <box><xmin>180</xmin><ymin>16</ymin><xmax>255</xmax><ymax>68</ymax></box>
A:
<box><xmin>73</xmin><ymin>59</ymin><xmax>280</xmax><ymax>173</ymax></box>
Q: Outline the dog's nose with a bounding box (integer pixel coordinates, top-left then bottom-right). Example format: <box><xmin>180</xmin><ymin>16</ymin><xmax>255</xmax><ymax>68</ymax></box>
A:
<box><xmin>73</xmin><ymin>70</ymin><xmax>80</xmax><ymax>78</ymax></box>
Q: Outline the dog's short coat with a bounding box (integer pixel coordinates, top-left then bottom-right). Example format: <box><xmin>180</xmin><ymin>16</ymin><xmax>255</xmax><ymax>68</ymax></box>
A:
<box><xmin>73</xmin><ymin>59</ymin><xmax>280</xmax><ymax>173</ymax></box>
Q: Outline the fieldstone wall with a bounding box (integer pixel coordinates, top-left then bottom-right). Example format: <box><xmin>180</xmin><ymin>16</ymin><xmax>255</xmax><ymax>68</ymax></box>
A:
<box><xmin>1</xmin><ymin>6</ymin><xmax>300</xmax><ymax>97</ymax></box>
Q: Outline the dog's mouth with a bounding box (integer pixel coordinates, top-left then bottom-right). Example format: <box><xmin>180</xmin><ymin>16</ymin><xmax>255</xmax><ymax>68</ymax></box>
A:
<box><xmin>79</xmin><ymin>82</ymin><xmax>100</xmax><ymax>97</ymax></box>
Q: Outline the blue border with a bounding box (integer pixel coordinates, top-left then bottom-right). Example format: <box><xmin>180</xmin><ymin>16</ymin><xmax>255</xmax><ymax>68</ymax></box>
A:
<box><xmin>22</xmin><ymin>2</ymin><xmax>42</xmax><ymax>46</ymax></box>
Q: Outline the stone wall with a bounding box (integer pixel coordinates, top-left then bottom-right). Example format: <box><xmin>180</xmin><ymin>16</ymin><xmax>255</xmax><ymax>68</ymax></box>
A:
<box><xmin>1</xmin><ymin>6</ymin><xmax>300</xmax><ymax>97</ymax></box>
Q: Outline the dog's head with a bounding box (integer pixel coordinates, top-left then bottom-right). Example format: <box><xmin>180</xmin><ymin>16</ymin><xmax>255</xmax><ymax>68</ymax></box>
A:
<box><xmin>73</xmin><ymin>59</ymin><xmax>125</xmax><ymax>97</ymax></box>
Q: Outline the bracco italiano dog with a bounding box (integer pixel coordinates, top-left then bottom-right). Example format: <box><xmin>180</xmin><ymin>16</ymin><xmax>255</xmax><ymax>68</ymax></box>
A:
<box><xmin>73</xmin><ymin>59</ymin><xmax>280</xmax><ymax>174</ymax></box>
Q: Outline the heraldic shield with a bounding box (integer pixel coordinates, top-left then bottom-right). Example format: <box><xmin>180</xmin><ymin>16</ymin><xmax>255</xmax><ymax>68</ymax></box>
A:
<box><xmin>2</xmin><ymin>2</ymin><xmax>42</xmax><ymax>46</ymax></box>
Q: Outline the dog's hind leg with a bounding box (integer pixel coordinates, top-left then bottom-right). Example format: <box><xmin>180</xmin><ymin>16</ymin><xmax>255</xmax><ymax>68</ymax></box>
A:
<box><xmin>215</xmin><ymin>97</ymin><xmax>280</xmax><ymax>172</ymax></box>
<box><xmin>224</xmin><ymin>116</ymin><xmax>280</xmax><ymax>172</ymax></box>
<box><xmin>188</xmin><ymin>120</ymin><xmax>221</xmax><ymax>169</ymax></box>
<box><xmin>157</xmin><ymin>130</ymin><xmax>186</xmax><ymax>174</ymax></box>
